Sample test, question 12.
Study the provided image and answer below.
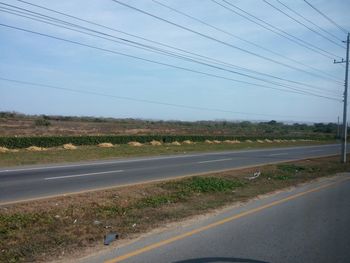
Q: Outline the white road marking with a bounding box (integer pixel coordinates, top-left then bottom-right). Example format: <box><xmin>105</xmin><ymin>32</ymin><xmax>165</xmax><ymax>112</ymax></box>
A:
<box><xmin>44</xmin><ymin>170</ymin><xmax>124</xmax><ymax>180</ymax></box>
<box><xmin>197</xmin><ymin>158</ymin><xmax>232</xmax><ymax>164</ymax></box>
<box><xmin>269</xmin><ymin>153</ymin><xmax>288</xmax><ymax>156</ymax></box>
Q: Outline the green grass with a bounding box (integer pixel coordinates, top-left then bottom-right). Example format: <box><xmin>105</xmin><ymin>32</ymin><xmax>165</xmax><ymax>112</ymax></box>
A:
<box><xmin>277</xmin><ymin>164</ymin><xmax>306</xmax><ymax>173</ymax></box>
<box><xmin>136</xmin><ymin>177</ymin><xmax>245</xmax><ymax>208</ymax></box>
<box><xmin>163</xmin><ymin>176</ymin><xmax>244</xmax><ymax>193</ymax></box>
<box><xmin>0</xmin><ymin>140</ymin><xmax>332</xmax><ymax>167</ymax></box>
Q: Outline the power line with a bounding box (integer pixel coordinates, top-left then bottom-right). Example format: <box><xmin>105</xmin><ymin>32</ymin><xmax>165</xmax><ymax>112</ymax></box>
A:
<box><xmin>262</xmin><ymin>0</ymin><xmax>345</xmax><ymax>49</ymax></box>
<box><xmin>0</xmin><ymin>77</ymin><xmax>335</xmax><ymax>121</ymax></box>
<box><xmin>212</xmin><ymin>0</ymin><xmax>342</xmax><ymax>60</ymax></box>
<box><xmin>111</xmin><ymin>0</ymin><xmax>343</xmax><ymax>83</ymax></box>
<box><xmin>303</xmin><ymin>0</ymin><xmax>348</xmax><ymax>34</ymax></box>
<box><xmin>0</xmin><ymin>6</ymin><xmax>340</xmax><ymax>96</ymax></box>
<box><xmin>275</xmin><ymin>0</ymin><xmax>344</xmax><ymax>42</ymax></box>
<box><xmin>151</xmin><ymin>0</ymin><xmax>342</xmax><ymax>86</ymax></box>
<box><xmin>7</xmin><ymin>1</ymin><xmax>342</xmax><ymax>86</ymax></box>
<box><xmin>2</xmin><ymin>23</ymin><xmax>342</xmax><ymax>101</ymax></box>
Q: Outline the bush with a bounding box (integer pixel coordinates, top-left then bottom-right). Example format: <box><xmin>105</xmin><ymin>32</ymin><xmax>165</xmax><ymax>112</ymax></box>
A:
<box><xmin>0</xmin><ymin>135</ymin><xmax>332</xmax><ymax>149</ymax></box>
<box><xmin>34</xmin><ymin>119</ymin><xmax>51</xmax><ymax>127</ymax></box>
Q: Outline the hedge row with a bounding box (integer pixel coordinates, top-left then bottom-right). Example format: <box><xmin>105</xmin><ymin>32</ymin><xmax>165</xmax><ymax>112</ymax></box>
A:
<box><xmin>0</xmin><ymin>135</ymin><xmax>334</xmax><ymax>149</ymax></box>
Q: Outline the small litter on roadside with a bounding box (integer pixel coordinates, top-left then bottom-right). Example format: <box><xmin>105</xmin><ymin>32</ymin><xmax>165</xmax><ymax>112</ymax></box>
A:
<box><xmin>93</xmin><ymin>220</ymin><xmax>102</xmax><ymax>226</ymax></box>
<box><xmin>246</xmin><ymin>171</ymin><xmax>261</xmax><ymax>180</ymax></box>
<box><xmin>104</xmin><ymin>232</ymin><xmax>119</xmax><ymax>245</ymax></box>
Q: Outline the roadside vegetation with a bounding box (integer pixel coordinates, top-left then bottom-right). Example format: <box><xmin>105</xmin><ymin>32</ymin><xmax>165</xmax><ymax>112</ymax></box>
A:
<box><xmin>0</xmin><ymin>155</ymin><xmax>348</xmax><ymax>262</ymax></box>
<box><xmin>0</xmin><ymin>139</ymin><xmax>331</xmax><ymax>167</ymax></box>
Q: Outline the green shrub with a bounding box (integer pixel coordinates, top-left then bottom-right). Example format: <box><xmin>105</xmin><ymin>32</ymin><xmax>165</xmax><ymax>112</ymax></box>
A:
<box><xmin>34</xmin><ymin>119</ymin><xmax>51</xmax><ymax>127</ymax></box>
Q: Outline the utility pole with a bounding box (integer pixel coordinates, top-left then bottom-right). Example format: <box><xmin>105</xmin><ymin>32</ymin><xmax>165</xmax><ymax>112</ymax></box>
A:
<box><xmin>334</xmin><ymin>32</ymin><xmax>349</xmax><ymax>163</ymax></box>
<box><xmin>337</xmin><ymin>116</ymin><xmax>340</xmax><ymax>139</ymax></box>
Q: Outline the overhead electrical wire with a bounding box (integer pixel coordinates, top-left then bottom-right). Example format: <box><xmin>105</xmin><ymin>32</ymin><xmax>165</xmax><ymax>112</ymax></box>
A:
<box><xmin>0</xmin><ymin>22</ymin><xmax>341</xmax><ymax>102</ymax></box>
<box><xmin>0</xmin><ymin>5</ymin><xmax>340</xmax><ymax>96</ymax></box>
<box><xmin>0</xmin><ymin>77</ymin><xmax>336</xmax><ymax>120</ymax></box>
<box><xmin>211</xmin><ymin>0</ymin><xmax>343</xmax><ymax>61</ymax></box>
<box><xmin>274</xmin><ymin>0</ymin><xmax>344</xmax><ymax>42</ymax></box>
<box><xmin>151</xmin><ymin>0</ymin><xmax>342</xmax><ymax>86</ymax></box>
<box><xmin>262</xmin><ymin>0</ymin><xmax>345</xmax><ymax>49</ymax></box>
<box><xmin>110</xmin><ymin>0</ymin><xmax>343</xmax><ymax>83</ymax></box>
<box><xmin>0</xmin><ymin>2</ymin><xmax>342</xmax><ymax>94</ymax></box>
<box><xmin>7</xmin><ymin>0</ymin><xmax>343</xmax><ymax>85</ymax></box>
<box><xmin>303</xmin><ymin>0</ymin><xmax>348</xmax><ymax>34</ymax></box>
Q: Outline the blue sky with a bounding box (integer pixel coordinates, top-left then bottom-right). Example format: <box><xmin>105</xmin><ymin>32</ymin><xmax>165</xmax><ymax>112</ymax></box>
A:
<box><xmin>0</xmin><ymin>0</ymin><xmax>349</xmax><ymax>123</ymax></box>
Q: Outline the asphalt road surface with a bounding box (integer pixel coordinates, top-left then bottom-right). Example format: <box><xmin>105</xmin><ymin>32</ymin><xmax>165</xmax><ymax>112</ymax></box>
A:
<box><xmin>84</xmin><ymin>173</ymin><xmax>350</xmax><ymax>263</ymax></box>
<box><xmin>0</xmin><ymin>144</ymin><xmax>341</xmax><ymax>204</ymax></box>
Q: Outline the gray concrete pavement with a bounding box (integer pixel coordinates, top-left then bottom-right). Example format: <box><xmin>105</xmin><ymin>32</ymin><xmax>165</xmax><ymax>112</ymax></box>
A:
<box><xmin>83</xmin><ymin>173</ymin><xmax>350</xmax><ymax>263</ymax></box>
<box><xmin>0</xmin><ymin>144</ymin><xmax>341</xmax><ymax>204</ymax></box>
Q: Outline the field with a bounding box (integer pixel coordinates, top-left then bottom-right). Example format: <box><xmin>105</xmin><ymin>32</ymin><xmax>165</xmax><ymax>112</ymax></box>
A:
<box><xmin>0</xmin><ymin>112</ymin><xmax>338</xmax><ymax>137</ymax></box>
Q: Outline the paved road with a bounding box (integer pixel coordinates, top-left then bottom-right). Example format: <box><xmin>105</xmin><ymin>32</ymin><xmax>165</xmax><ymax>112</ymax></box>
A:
<box><xmin>84</xmin><ymin>174</ymin><xmax>350</xmax><ymax>263</ymax></box>
<box><xmin>0</xmin><ymin>144</ymin><xmax>341</xmax><ymax>204</ymax></box>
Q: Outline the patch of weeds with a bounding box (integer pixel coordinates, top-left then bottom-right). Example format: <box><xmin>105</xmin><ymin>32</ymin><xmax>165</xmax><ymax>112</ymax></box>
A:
<box><xmin>136</xmin><ymin>195</ymin><xmax>174</xmax><ymax>208</ymax></box>
<box><xmin>274</xmin><ymin>175</ymin><xmax>292</xmax><ymax>180</ymax></box>
<box><xmin>95</xmin><ymin>205</ymin><xmax>128</xmax><ymax>216</ymax></box>
<box><xmin>277</xmin><ymin>164</ymin><xmax>305</xmax><ymax>173</ymax></box>
<box><xmin>164</xmin><ymin>176</ymin><xmax>244</xmax><ymax>194</ymax></box>
<box><xmin>0</xmin><ymin>213</ymin><xmax>42</xmax><ymax>232</ymax></box>
<box><xmin>306</xmin><ymin>166</ymin><xmax>322</xmax><ymax>173</ymax></box>
<box><xmin>262</xmin><ymin>170</ymin><xmax>293</xmax><ymax>181</ymax></box>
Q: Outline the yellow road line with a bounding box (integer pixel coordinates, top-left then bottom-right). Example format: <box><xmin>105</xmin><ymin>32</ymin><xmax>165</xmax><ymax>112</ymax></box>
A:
<box><xmin>105</xmin><ymin>176</ymin><xmax>349</xmax><ymax>263</ymax></box>
<box><xmin>0</xmin><ymin>153</ymin><xmax>337</xmax><ymax>206</ymax></box>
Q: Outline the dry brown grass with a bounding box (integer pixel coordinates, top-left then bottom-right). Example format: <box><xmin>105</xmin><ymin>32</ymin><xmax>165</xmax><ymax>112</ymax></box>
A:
<box><xmin>256</xmin><ymin>140</ymin><xmax>264</xmax><ymax>143</ymax></box>
<box><xmin>224</xmin><ymin>140</ymin><xmax>240</xmax><ymax>144</ymax></box>
<box><xmin>264</xmin><ymin>139</ymin><xmax>273</xmax><ymax>143</ymax></box>
<box><xmin>245</xmin><ymin>139</ymin><xmax>253</xmax><ymax>143</ymax></box>
<box><xmin>26</xmin><ymin>146</ymin><xmax>47</xmax><ymax>151</ymax></box>
<box><xmin>128</xmin><ymin>141</ymin><xmax>143</xmax><ymax>147</ymax></box>
<box><xmin>149</xmin><ymin>140</ymin><xmax>162</xmax><ymax>146</ymax></box>
<box><xmin>182</xmin><ymin>140</ymin><xmax>193</xmax><ymax>145</ymax></box>
<box><xmin>63</xmin><ymin>143</ymin><xmax>77</xmax><ymax>150</ymax></box>
<box><xmin>98</xmin><ymin>143</ymin><xmax>114</xmax><ymax>148</ymax></box>
<box><xmin>0</xmin><ymin>147</ymin><xmax>9</xmax><ymax>153</ymax></box>
<box><xmin>171</xmin><ymin>141</ymin><xmax>181</xmax><ymax>146</ymax></box>
<box><xmin>205</xmin><ymin>139</ymin><xmax>213</xmax><ymax>144</ymax></box>
<box><xmin>213</xmin><ymin>140</ymin><xmax>221</xmax><ymax>144</ymax></box>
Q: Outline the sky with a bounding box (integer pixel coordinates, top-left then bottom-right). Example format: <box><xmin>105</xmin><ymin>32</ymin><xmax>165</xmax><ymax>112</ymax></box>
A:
<box><xmin>0</xmin><ymin>0</ymin><xmax>349</xmax><ymax>123</ymax></box>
